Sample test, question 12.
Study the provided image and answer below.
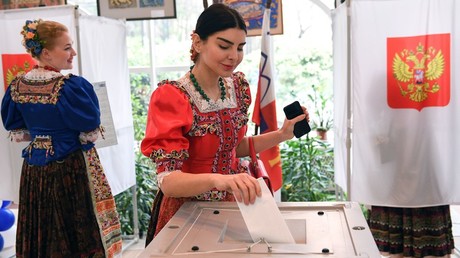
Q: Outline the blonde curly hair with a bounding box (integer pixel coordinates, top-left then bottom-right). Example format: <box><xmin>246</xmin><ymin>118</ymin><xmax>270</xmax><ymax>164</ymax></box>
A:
<box><xmin>21</xmin><ymin>19</ymin><xmax>68</xmax><ymax>58</ymax></box>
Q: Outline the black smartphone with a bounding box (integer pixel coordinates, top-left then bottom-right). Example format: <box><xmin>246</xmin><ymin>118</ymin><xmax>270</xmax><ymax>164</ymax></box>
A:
<box><xmin>283</xmin><ymin>101</ymin><xmax>311</xmax><ymax>138</ymax></box>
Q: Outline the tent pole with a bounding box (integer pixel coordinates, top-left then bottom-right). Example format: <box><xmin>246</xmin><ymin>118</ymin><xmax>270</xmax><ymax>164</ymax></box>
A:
<box><xmin>345</xmin><ymin>0</ymin><xmax>352</xmax><ymax>201</ymax></box>
<box><xmin>74</xmin><ymin>6</ymin><xmax>83</xmax><ymax>75</ymax></box>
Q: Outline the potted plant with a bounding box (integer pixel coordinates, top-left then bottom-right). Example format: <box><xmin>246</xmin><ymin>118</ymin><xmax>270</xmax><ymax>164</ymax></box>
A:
<box><xmin>308</xmin><ymin>85</ymin><xmax>333</xmax><ymax>140</ymax></box>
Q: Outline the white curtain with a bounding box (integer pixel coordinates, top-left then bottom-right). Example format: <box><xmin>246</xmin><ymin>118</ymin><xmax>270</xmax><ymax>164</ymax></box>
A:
<box><xmin>78</xmin><ymin>15</ymin><xmax>135</xmax><ymax>195</ymax></box>
<box><xmin>343</xmin><ymin>0</ymin><xmax>460</xmax><ymax>207</ymax></box>
<box><xmin>331</xmin><ymin>2</ymin><xmax>348</xmax><ymax>195</ymax></box>
<box><xmin>0</xmin><ymin>6</ymin><xmax>135</xmax><ymax>201</ymax></box>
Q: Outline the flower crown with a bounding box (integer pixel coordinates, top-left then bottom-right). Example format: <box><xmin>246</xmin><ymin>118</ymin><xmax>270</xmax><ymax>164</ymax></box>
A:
<box><xmin>21</xmin><ymin>19</ymin><xmax>45</xmax><ymax>57</ymax></box>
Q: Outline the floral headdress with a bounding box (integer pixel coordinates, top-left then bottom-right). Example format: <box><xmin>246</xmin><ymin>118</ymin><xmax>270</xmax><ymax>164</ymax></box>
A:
<box><xmin>21</xmin><ymin>19</ymin><xmax>45</xmax><ymax>57</ymax></box>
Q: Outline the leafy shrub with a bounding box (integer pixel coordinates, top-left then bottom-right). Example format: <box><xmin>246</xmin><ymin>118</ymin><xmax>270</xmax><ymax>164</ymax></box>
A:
<box><xmin>280</xmin><ymin>136</ymin><xmax>335</xmax><ymax>202</ymax></box>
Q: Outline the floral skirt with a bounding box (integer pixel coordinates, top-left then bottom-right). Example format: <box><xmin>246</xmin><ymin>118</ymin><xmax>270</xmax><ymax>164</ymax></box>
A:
<box><xmin>368</xmin><ymin>205</ymin><xmax>454</xmax><ymax>258</ymax></box>
<box><xmin>16</xmin><ymin>148</ymin><xmax>122</xmax><ymax>258</ymax></box>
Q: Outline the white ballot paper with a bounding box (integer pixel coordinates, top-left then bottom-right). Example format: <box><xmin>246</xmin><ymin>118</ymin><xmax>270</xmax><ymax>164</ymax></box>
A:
<box><xmin>92</xmin><ymin>81</ymin><xmax>118</xmax><ymax>149</ymax></box>
<box><xmin>237</xmin><ymin>178</ymin><xmax>295</xmax><ymax>244</ymax></box>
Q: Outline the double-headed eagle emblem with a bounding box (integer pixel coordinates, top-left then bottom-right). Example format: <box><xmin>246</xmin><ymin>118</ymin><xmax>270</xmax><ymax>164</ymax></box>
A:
<box><xmin>5</xmin><ymin>61</ymin><xmax>32</xmax><ymax>86</ymax></box>
<box><xmin>392</xmin><ymin>43</ymin><xmax>445</xmax><ymax>102</ymax></box>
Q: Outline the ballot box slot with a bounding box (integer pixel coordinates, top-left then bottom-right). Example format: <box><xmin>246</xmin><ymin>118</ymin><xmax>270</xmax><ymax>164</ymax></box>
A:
<box><xmin>171</xmin><ymin>207</ymin><xmax>334</xmax><ymax>255</ymax></box>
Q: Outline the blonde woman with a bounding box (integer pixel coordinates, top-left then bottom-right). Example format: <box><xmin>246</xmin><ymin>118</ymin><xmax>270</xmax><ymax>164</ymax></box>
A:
<box><xmin>1</xmin><ymin>19</ymin><xmax>122</xmax><ymax>257</ymax></box>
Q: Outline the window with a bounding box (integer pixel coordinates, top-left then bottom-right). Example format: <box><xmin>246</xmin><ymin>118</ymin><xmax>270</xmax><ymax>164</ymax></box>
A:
<box><xmin>72</xmin><ymin>0</ymin><xmax>334</xmax><ymax>127</ymax></box>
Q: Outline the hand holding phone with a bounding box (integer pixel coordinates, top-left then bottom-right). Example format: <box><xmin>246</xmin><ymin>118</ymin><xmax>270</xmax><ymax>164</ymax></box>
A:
<box><xmin>283</xmin><ymin>101</ymin><xmax>311</xmax><ymax>138</ymax></box>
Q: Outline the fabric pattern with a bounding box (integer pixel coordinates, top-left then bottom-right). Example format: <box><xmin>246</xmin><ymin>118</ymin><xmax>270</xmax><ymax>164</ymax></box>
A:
<box><xmin>369</xmin><ymin>205</ymin><xmax>454</xmax><ymax>257</ymax></box>
<box><xmin>84</xmin><ymin>148</ymin><xmax>122</xmax><ymax>257</ymax></box>
<box><xmin>141</xmin><ymin>71</ymin><xmax>252</xmax><ymax>242</ymax></box>
<box><xmin>16</xmin><ymin>150</ymin><xmax>106</xmax><ymax>257</ymax></box>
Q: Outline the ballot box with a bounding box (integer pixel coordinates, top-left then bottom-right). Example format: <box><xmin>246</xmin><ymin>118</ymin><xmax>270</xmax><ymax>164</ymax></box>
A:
<box><xmin>139</xmin><ymin>201</ymin><xmax>380</xmax><ymax>257</ymax></box>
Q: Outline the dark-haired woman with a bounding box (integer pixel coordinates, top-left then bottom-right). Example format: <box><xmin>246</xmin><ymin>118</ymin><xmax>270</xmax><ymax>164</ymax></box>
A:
<box><xmin>141</xmin><ymin>3</ymin><xmax>309</xmax><ymax>245</ymax></box>
<box><xmin>1</xmin><ymin>19</ymin><xmax>122</xmax><ymax>257</ymax></box>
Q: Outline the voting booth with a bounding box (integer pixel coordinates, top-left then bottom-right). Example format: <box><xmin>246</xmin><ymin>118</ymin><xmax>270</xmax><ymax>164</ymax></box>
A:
<box><xmin>139</xmin><ymin>201</ymin><xmax>379</xmax><ymax>257</ymax></box>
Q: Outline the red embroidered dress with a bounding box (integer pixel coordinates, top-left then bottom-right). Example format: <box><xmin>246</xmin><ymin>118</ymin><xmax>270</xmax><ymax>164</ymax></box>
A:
<box><xmin>141</xmin><ymin>71</ymin><xmax>251</xmax><ymax>236</ymax></box>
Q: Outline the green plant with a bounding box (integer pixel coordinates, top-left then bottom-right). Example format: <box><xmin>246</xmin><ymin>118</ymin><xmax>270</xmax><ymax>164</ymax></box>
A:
<box><xmin>280</xmin><ymin>135</ymin><xmax>335</xmax><ymax>202</ymax></box>
<box><xmin>115</xmin><ymin>73</ymin><xmax>157</xmax><ymax>237</ymax></box>
<box><xmin>307</xmin><ymin>85</ymin><xmax>333</xmax><ymax>132</ymax></box>
<box><xmin>115</xmin><ymin>161</ymin><xmax>156</xmax><ymax>237</ymax></box>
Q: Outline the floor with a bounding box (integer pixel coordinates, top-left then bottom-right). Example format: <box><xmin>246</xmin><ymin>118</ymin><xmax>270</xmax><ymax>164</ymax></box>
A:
<box><xmin>2</xmin><ymin>205</ymin><xmax>460</xmax><ymax>258</ymax></box>
<box><xmin>450</xmin><ymin>206</ymin><xmax>460</xmax><ymax>257</ymax></box>
<box><xmin>121</xmin><ymin>237</ymin><xmax>145</xmax><ymax>258</ymax></box>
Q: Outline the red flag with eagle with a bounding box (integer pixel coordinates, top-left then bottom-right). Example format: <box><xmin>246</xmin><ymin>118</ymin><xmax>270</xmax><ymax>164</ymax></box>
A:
<box><xmin>387</xmin><ymin>34</ymin><xmax>450</xmax><ymax>111</ymax></box>
<box><xmin>251</xmin><ymin>6</ymin><xmax>282</xmax><ymax>191</ymax></box>
<box><xmin>2</xmin><ymin>54</ymin><xmax>36</xmax><ymax>91</ymax></box>
<box><xmin>349</xmin><ymin>0</ymin><xmax>459</xmax><ymax>207</ymax></box>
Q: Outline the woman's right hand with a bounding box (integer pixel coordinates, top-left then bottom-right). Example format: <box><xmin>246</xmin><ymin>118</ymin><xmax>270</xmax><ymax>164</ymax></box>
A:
<box><xmin>214</xmin><ymin>173</ymin><xmax>262</xmax><ymax>205</ymax></box>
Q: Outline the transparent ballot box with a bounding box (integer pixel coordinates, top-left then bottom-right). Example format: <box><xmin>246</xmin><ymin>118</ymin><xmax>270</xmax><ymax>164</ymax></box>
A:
<box><xmin>139</xmin><ymin>201</ymin><xmax>380</xmax><ymax>257</ymax></box>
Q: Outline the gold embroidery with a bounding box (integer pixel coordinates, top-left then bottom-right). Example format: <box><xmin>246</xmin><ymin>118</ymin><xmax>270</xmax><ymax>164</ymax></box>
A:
<box><xmin>26</xmin><ymin>135</ymin><xmax>54</xmax><ymax>158</ymax></box>
<box><xmin>10</xmin><ymin>74</ymin><xmax>70</xmax><ymax>105</ymax></box>
<box><xmin>150</xmin><ymin>149</ymin><xmax>189</xmax><ymax>162</ymax></box>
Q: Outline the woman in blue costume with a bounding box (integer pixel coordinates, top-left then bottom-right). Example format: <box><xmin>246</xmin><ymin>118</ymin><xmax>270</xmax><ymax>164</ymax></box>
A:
<box><xmin>1</xmin><ymin>19</ymin><xmax>122</xmax><ymax>257</ymax></box>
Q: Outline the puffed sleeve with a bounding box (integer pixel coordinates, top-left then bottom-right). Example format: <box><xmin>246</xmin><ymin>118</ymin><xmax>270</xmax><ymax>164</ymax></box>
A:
<box><xmin>57</xmin><ymin>75</ymin><xmax>101</xmax><ymax>132</ymax></box>
<box><xmin>1</xmin><ymin>84</ymin><xmax>27</xmax><ymax>131</ymax></box>
<box><xmin>140</xmin><ymin>83</ymin><xmax>193</xmax><ymax>173</ymax></box>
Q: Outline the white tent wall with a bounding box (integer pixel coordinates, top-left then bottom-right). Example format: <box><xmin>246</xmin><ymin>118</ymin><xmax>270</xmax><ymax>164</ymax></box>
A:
<box><xmin>333</xmin><ymin>0</ymin><xmax>460</xmax><ymax>207</ymax></box>
<box><xmin>77</xmin><ymin>15</ymin><xmax>136</xmax><ymax>196</ymax></box>
<box><xmin>331</xmin><ymin>2</ymin><xmax>348</xmax><ymax>196</ymax></box>
<box><xmin>0</xmin><ymin>5</ymin><xmax>135</xmax><ymax>201</ymax></box>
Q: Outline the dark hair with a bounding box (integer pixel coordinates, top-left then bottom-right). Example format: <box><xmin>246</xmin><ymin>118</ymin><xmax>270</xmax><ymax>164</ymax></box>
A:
<box><xmin>195</xmin><ymin>3</ymin><xmax>247</xmax><ymax>40</ymax></box>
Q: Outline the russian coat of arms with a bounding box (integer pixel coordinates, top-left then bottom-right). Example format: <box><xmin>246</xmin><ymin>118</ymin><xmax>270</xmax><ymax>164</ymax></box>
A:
<box><xmin>392</xmin><ymin>43</ymin><xmax>444</xmax><ymax>103</ymax></box>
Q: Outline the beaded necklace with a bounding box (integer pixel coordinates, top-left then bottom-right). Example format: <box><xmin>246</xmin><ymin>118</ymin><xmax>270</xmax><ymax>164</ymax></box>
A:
<box><xmin>34</xmin><ymin>65</ymin><xmax>60</xmax><ymax>73</ymax></box>
<box><xmin>189</xmin><ymin>66</ymin><xmax>226</xmax><ymax>102</ymax></box>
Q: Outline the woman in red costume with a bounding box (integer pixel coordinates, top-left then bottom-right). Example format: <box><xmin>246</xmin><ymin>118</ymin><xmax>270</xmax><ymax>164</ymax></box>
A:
<box><xmin>141</xmin><ymin>3</ymin><xmax>309</xmax><ymax>246</ymax></box>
